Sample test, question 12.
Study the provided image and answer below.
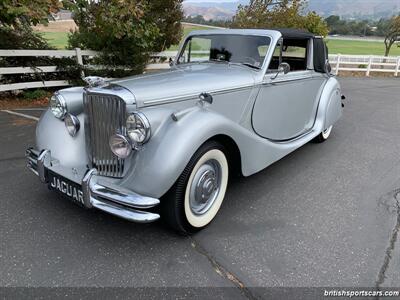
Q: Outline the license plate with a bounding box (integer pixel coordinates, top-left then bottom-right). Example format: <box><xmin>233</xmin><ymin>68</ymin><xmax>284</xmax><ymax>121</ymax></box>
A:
<box><xmin>48</xmin><ymin>171</ymin><xmax>85</xmax><ymax>206</ymax></box>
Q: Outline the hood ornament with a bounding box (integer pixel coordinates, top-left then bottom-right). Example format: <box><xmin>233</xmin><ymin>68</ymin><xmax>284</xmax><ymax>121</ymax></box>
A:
<box><xmin>83</xmin><ymin>76</ymin><xmax>108</xmax><ymax>88</ymax></box>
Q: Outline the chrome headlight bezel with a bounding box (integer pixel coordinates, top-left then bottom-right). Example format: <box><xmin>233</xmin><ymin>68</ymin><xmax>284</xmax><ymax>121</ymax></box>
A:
<box><xmin>126</xmin><ymin>112</ymin><xmax>151</xmax><ymax>146</ymax></box>
<box><xmin>50</xmin><ymin>92</ymin><xmax>67</xmax><ymax>119</ymax></box>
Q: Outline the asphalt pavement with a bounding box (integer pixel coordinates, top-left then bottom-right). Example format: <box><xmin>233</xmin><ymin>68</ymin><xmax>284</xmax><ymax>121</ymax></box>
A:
<box><xmin>1</xmin><ymin>78</ymin><xmax>399</xmax><ymax>299</ymax></box>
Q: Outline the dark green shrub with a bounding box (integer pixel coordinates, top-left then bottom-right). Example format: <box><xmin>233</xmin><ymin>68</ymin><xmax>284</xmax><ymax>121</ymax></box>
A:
<box><xmin>66</xmin><ymin>0</ymin><xmax>183</xmax><ymax>77</ymax></box>
<box><xmin>21</xmin><ymin>89</ymin><xmax>50</xmax><ymax>99</ymax></box>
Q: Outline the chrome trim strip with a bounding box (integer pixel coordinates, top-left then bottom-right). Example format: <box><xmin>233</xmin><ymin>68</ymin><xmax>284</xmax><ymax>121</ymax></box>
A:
<box><xmin>143</xmin><ymin>84</ymin><xmax>254</xmax><ymax>106</ymax></box>
<box><xmin>262</xmin><ymin>70</ymin><xmax>314</xmax><ymax>85</ymax></box>
<box><xmin>263</xmin><ymin>73</ymin><xmax>314</xmax><ymax>85</ymax></box>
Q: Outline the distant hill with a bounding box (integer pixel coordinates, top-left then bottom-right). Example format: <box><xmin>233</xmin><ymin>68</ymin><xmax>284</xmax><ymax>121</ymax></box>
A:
<box><xmin>183</xmin><ymin>1</ymin><xmax>246</xmax><ymax>20</ymax></box>
<box><xmin>307</xmin><ymin>0</ymin><xmax>400</xmax><ymax>19</ymax></box>
<box><xmin>183</xmin><ymin>0</ymin><xmax>400</xmax><ymax>20</ymax></box>
<box><xmin>183</xmin><ymin>4</ymin><xmax>234</xmax><ymax>20</ymax></box>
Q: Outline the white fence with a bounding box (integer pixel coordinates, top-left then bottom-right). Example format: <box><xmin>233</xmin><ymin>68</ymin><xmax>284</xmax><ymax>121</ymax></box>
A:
<box><xmin>329</xmin><ymin>54</ymin><xmax>400</xmax><ymax>76</ymax></box>
<box><xmin>1</xmin><ymin>49</ymin><xmax>399</xmax><ymax>92</ymax></box>
<box><xmin>0</xmin><ymin>48</ymin><xmax>175</xmax><ymax>92</ymax></box>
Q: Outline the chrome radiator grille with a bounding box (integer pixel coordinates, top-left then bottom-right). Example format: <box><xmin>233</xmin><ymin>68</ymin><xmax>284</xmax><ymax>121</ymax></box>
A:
<box><xmin>84</xmin><ymin>92</ymin><xmax>126</xmax><ymax>177</ymax></box>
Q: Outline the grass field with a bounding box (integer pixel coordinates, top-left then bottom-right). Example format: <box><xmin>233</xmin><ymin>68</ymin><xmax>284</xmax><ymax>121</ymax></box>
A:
<box><xmin>39</xmin><ymin>24</ymin><xmax>400</xmax><ymax>56</ymax></box>
<box><xmin>41</xmin><ymin>32</ymin><xmax>69</xmax><ymax>49</ymax></box>
<box><xmin>40</xmin><ymin>25</ymin><xmax>206</xmax><ymax>50</ymax></box>
<box><xmin>326</xmin><ymin>39</ymin><xmax>400</xmax><ymax>56</ymax></box>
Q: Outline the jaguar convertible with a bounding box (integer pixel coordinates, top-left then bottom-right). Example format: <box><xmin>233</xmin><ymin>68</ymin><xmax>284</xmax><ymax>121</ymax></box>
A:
<box><xmin>26</xmin><ymin>29</ymin><xmax>343</xmax><ymax>234</ymax></box>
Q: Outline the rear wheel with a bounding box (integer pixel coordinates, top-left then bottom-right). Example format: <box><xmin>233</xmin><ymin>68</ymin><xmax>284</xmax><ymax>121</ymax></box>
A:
<box><xmin>314</xmin><ymin>125</ymin><xmax>333</xmax><ymax>143</ymax></box>
<box><xmin>161</xmin><ymin>141</ymin><xmax>229</xmax><ymax>234</ymax></box>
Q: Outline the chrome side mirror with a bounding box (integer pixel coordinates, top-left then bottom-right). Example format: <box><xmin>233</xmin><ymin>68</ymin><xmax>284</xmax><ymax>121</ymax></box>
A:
<box><xmin>272</xmin><ymin>62</ymin><xmax>290</xmax><ymax>80</ymax></box>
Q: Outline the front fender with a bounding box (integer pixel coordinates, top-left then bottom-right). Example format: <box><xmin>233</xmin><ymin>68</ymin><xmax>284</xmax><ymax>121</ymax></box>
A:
<box><xmin>120</xmin><ymin>107</ymin><xmax>245</xmax><ymax>198</ymax></box>
<box><xmin>36</xmin><ymin>109</ymin><xmax>89</xmax><ymax>170</ymax></box>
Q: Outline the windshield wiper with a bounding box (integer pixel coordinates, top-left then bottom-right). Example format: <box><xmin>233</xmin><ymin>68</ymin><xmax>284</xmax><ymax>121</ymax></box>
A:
<box><xmin>199</xmin><ymin>59</ymin><xmax>261</xmax><ymax>70</ymax></box>
<box><xmin>239</xmin><ymin>62</ymin><xmax>261</xmax><ymax>70</ymax></box>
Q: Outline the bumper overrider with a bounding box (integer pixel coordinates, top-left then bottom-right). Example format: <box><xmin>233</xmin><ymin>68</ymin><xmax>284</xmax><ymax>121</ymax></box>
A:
<box><xmin>26</xmin><ymin>148</ymin><xmax>160</xmax><ymax>223</ymax></box>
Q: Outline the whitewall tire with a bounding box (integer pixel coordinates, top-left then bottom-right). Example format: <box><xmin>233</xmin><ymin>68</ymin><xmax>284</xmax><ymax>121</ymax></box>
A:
<box><xmin>314</xmin><ymin>125</ymin><xmax>333</xmax><ymax>143</ymax></box>
<box><xmin>161</xmin><ymin>141</ymin><xmax>229</xmax><ymax>234</ymax></box>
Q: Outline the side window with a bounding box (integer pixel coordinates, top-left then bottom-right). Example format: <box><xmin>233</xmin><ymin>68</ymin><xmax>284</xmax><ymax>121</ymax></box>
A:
<box><xmin>281</xmin><ymin>39</ymin><xmax>308</xmax><ymax>71</ymax></box>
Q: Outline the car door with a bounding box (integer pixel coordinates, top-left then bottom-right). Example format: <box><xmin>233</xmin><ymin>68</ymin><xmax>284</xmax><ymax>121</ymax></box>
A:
<box><xmin>252</xmin><ymin>38</ymin><xmax>327</xmax><ymax>141</ymax></box>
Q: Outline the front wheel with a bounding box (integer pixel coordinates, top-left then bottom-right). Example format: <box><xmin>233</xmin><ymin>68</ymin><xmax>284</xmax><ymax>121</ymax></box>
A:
<box><xmin>314</xmin><ymin>125</ymin><xmax>333</xmax><ymax>143</ymax></box>
<box><xmin>161</xmin><ymin>141</ymin><xmax>229</xmax><ymax>234</ymax></box>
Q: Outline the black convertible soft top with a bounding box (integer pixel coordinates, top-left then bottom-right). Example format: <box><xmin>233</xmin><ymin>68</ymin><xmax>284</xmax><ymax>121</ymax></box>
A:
<box><xmin>275</xmin><ymin>28</ymin><xmax>328</xmax><ymax>73</ymax></box>
<box><xmin>276</xmin><ymin>28</ymin><xmax>315</xmax><ymax>39</ymax></box>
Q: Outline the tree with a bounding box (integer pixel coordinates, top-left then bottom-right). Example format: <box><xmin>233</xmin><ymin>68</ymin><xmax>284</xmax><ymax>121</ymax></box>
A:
<box><xmin>0</xmin><ymin>0</ymin><xmax>60</xmax><ymax>27</ymax></box>
<box><xmin>66</xmin><ymin>0</ymin><xmax>183</xmax><ymax>76</ymax></box>
<box><xmin>383</xmin><ymin>16</ymin><xmax>400</xmax><ymax>56</ymax></box>
<box><xmin>0</xmin><ymin>1</ymin><xmax>81</xmax><ymax>90</ymax></box>
<box><xmin>376</xmin><ymin>18</ymin><xmax>391</xmax><ymax>36</ymax></box>
<box><xmin>0</xmin><ymin>0</ymin><xmax>61</xmax><ymax>49</ymax></box>
<box><xmin>148</xmin><ymin>0</ymin><xmax>183</xmax><ymax>52</ymax></box>
<box><xmin>232</xmin><ymin>0</ymin><xmax>328</xmax><ymax>36</ymax></box>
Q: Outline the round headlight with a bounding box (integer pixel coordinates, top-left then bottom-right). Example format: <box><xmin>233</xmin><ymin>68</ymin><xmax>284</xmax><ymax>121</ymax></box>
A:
<box><xmin>64</xmin><ymin>114</ymin><xmax>80</xmax><ymax>137</ymax></box>
<box><xmin>50</xmin><ymin>93</ymin><xmax>67</xmax><ymax>119</ymax></box>
<box><xmin>126</xmin><ymin>112</ymin><xmax>151</xmax><ymax>145</ymax></box>
<box><xmin>109</xmin><ymin>134</ymin><xmax>132</xmax><ymax>158</ymax></box>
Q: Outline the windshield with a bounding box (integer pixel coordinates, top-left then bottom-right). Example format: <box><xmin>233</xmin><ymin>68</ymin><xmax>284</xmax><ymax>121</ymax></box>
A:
<box><xmin>177</xmin><ymin>34</ymin><xmax>271</xmax><ymax>70</ymax></box>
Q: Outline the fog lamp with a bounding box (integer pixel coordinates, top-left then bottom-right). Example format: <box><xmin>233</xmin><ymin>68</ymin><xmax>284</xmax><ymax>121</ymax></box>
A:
<box><xmin>109</xmin><ymin>134</ymin><xmax>132</xmax><ymax>158</ymax></box>
<box><xmin>64</xmin><ymin>114</ymin><xmax>80</xmax><ymax>137</ymax></box>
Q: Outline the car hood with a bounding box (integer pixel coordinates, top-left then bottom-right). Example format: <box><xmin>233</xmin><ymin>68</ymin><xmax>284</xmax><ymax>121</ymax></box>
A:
<box><xmin>112</xmin><ymin>63</ymin><xmax>256</xmax><ymax>106</ymax></box>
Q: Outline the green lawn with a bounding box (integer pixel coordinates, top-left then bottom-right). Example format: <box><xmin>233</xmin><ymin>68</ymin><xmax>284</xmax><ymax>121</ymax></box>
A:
<box><xmin>40</xmin><ymin>32</ymin><xmax>69</xmax><ymax>49</ymax></box>
<box><xmin>326</xmin><ymin>39</ymin><xmax>400</xmax><ymax>56</ymax></box>
<box><xmin>168</xmin><ymin>25</ymin><xmax>210</xmax><ymax>50</ymax></box>
<box><xmin>39</xmin><ymin>26</ymin><xmax>400</xmax><ymax>57</ymax></box>
<box><xmin>40</xmin><ymin>25</ymin><xmax>206</xmax><ymax>50</ymax></box>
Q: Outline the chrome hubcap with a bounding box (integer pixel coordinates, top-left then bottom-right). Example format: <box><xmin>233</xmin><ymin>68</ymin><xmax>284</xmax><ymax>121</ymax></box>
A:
<box><xmin>189</xmin><ymin>159</ymin><xmax>222</xmax><ymax>215</ymax></box>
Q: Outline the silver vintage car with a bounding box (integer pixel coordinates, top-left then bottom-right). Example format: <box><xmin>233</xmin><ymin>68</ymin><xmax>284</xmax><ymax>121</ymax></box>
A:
<box><xmin>26</xmin><ymin>29</ymin><xmax>343</xmax><ymax>234</ymax></box>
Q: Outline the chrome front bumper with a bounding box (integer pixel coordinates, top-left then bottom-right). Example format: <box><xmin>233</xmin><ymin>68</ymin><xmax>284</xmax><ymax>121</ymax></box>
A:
<box><xmin>26</xmin><ymin>148</ymin><xmax>160</xmax><ymax>223</ymax></box>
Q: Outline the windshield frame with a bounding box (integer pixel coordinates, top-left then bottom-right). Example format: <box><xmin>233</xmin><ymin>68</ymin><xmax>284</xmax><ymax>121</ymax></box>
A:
<box><xmin>175</xmin><ymin>33</ymin><xmax>274</xmax><ymax>72</ymax></box>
